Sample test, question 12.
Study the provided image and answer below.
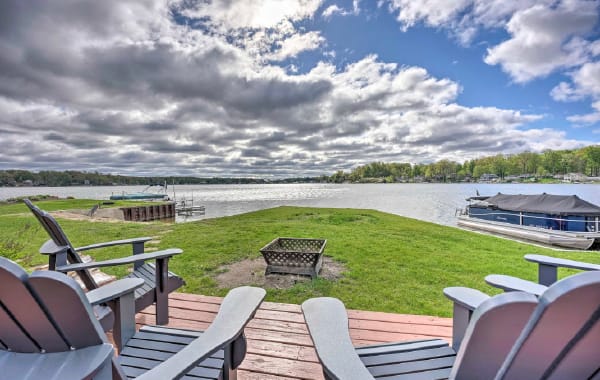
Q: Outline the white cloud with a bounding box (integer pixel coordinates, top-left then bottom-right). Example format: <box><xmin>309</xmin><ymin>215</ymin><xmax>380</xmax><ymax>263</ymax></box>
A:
<box><xmin>383</xmin><ymin>0</ymin><xmax>599</xmax><ymax>81</ymax></box>
<box><xmin>568</xmin><ymin>100</ymin><xmax>600</xmax><ymax>124</ymax></box>
<box><xmin>268</xmin><ymin>31</ymin><xmax>325</xmax><ymax>61</ymax></box>
<box><xmin>383</xmin><ymin>0</ymin><xmax>600</xmax><ymax>127</ymax></box>
<box><xmin>552</xmin><ymin>61</ymin><xmax>600</xmax><ymax>101</ymax></box>
<box><xmin>484</xmin><ymin>1</ymin><xmax>598</xmax><ymax>83</ymax></box>
<box><xmin>0</xmin><ymin>0</ymin><xmax>593</xmax><ymax>177</ymax></box>
<box><xmin>321</xmin><ymin>1</ymin><xmax>360</xmax><ymax>20</ymax></box>
<box><xmin>179</xmin><ymin>0</ymin><xmax>324</xmax><ymax>30</ymax></box>
<box><xmin>322</xmin><ymin>5</ymin><xmax>343</xmax><ymax>19</ymax></box>
<box><xmin>386</xmin><ymin>0</ymin><xmax>471</xmax><ymax>31</ymax></box>
<box><xmin>384</xmin><ymin>0</ymin><xmax>556</xmax><ymax>44</ymax></box>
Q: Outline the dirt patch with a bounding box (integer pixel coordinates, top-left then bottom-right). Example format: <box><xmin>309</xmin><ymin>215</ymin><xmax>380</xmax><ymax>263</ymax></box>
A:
<box><xmin>215</xmin><ymin>256</ymin><xmax>346</xmax><ymax>289</ymax></box>
<box><xmin>51</xmin><ymin>210</ymin><xmax>128</xmax><ymax>223</ymax></box>
<box><xmin>50</xmin><ymin>210</ymin><xmax>123</xmax><ymax>223</ymax></box>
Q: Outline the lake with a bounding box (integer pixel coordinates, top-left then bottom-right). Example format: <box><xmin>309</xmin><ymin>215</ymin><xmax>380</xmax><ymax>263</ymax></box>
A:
<box><xmin>1</xmin><ymin>183</ymin><xmax>598</xmax><ymax>226</ymax></box>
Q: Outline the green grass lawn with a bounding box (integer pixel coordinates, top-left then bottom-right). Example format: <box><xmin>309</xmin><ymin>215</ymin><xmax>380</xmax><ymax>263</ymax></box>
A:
<box><xmin>1</xmin><ymin>199</ymin><xmax>598</xmax><ymax>317</ymax></box>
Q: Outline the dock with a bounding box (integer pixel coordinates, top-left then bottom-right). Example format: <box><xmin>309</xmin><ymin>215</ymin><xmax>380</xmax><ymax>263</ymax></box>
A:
<box><xmin>136</xmin><ymin>292</ymin><xmax>453</xmax><ymax>379</ymax></box>
<box><xmin>120</xmin><ymin>202</ymin><xmax>176</xmax><ymax>221</ymax></box>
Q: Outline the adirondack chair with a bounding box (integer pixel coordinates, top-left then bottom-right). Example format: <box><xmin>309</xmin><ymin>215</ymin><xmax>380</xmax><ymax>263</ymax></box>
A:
<box><xmin>24</xmin><ymin>199</ymin><xmax>185</xmax><ymax>329</ymax></box>
<box><xmin>302</xmin><ymin>270</ymin><xmax>600</xmax><ymax>380</ymax></box>
<box><xmin>486</xmin><ymin>254</ymin><xmax>600</xmax><ymax>296</ymax></box>
<box><xmin>0</xmin><ymin>256</ymin><xmax>265</xmax><ymax>380</ymax></box>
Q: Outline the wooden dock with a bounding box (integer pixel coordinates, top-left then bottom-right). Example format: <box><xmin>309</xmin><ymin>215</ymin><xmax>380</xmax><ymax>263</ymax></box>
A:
<box><xmin>136</xmin><ymin>292</ymin><xmax>453</xmax><ymax>379</ymax></box>
<box><xmin>121</xmin><ymin>202</ymin><xmax>176</xmax><ymax>221</ymax></box>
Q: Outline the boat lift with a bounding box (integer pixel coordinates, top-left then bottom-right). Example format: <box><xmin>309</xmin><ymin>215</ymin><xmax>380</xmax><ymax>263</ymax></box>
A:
<box><xmin>172</xmin><ymin>184</ymin><xmax>205</xmax><ymax>217</ymax></box>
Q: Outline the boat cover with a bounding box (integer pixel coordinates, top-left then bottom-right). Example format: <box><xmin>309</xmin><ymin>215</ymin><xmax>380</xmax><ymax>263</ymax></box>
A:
<box><xmin>481</xmin><ymin>193</ymin><xmax>600</xmax><ymax>216</ymax></box>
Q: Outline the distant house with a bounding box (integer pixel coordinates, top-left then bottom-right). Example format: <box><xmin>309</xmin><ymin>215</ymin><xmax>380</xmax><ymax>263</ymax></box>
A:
<box><xmin>22</xmin><ymin>179</ymin><xmax>33</xmax><ymax>186</ymax></box>
<box><xmin>479</xmin><ymin>173</ymin><xmax>499</xmax><ymax>182</ymax></box>
<box><xmin>564</xmin><ymin>173</ymin><xmax>588</xmax><ymax>183</ymax></box>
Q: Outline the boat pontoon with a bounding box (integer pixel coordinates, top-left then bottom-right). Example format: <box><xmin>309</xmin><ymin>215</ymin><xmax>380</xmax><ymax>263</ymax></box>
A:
<box><xmin>457</xmin><ymin>193</ymin><xmax>600</xmax><ymax>250</ymax></box>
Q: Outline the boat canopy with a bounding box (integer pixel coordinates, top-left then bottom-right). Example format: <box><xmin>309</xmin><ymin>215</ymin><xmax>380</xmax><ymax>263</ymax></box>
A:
<box><xmin>481</xmin><ymin>193</ymin><xmax>600</xmax><ymax>216</ymax></box>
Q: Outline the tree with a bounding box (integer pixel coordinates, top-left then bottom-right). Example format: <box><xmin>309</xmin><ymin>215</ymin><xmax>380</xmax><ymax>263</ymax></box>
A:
<box><xmin>491</xmin><ymin>154</ymin><xmax>508</xmax><ymax>180</ymax></box>
<box><xmin>542</xmin><ymin>150</ymin><xmax>562</xmax><ymax>175</ymax></box>
<box><xmin>583</xmin><ymin>145</ymin><xmax>600</xmax><ymax>176</ymax></box>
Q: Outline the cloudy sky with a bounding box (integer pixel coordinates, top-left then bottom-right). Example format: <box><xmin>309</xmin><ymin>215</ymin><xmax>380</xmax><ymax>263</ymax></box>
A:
<box><xmin>1</xmin><ymin>0</ymin><xmax>599</xmax><ymax>177</ymax></box>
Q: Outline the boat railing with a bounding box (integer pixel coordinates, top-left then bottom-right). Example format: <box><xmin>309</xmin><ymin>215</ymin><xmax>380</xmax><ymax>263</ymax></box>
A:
<box><xmin>467</xmin><ymin>210</ymin><xmax>599</xmax><ymax>232</ymax></box>
<box><xmin>455</xmin><ymin>207</ymin><xmax>467</xmax><ymax>217</ymax></box>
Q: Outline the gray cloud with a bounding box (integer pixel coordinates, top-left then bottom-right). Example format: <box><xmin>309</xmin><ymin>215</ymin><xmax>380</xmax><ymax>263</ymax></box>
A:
<box><xmin>0</xmin><ymin>0</ymin><xmax>592</xmax><ymax>177</ymax></box>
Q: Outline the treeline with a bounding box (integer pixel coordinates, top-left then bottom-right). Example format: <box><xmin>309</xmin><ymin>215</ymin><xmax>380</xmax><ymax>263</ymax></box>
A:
<box><xmin>328</xmin><ymin>146</ymin><xmax>600</xmax><ymax>183</ymax></box>
<box><xmin>0</xmin><ymin>170</ymin><xmax>321</xmax><ymax>187</ymax></box>
<box><xmin>3</xmin><ymin>146</ymin><xmax>599</xmax><ymax>186</ymax></box>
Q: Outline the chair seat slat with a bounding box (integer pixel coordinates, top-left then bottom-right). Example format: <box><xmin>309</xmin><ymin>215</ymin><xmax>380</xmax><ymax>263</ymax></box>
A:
<box><xmin>366</xmin><ymin>356</ymin><xmax>455</xmax><ymax>377</ymax></box>
<box><xmin>120</xmin><ymin>329</ymin><xmax>225</xmax><ymax>380</ymax></box>
<box><xmin>356</xmin><ymin>339</ymin><xmax>448</xmax><ymax>357</ymax></box>
<box><xmin>360</xmin><ymin>346</ymin><xmax>455</xmax><ymax>366</ymax></box>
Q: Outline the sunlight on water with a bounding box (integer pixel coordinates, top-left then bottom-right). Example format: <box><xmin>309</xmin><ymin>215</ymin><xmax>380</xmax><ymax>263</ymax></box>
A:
<box><xmin>2</xmin><ymin>183</ymin><xmax>599</xmax><ymax>226</ymax></box>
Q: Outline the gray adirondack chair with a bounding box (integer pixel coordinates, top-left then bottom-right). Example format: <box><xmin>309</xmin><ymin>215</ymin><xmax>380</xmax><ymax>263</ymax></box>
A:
<box><xmin>486</xmin><ymin>254</ymin><xmax>600</xmax><ymax>296</ymax></box>
<box><xmin>302</xmin><ymin>270</ymin><xmax>600</xmax><ymax>380</ymax></box>
<box><xmin>24</xmin><ymin>199</ymin><xmax>185</xmax><ymax>330</ymax></box>
<box><xmin>0</xmin><ymin>256</ymin><xmax>265</xmax><ymax>380</ymax></box>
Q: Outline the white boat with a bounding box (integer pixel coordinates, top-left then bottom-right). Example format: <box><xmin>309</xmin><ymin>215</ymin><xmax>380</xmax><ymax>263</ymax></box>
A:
<box><xmin>457</xmin><ymin>193</ymin><xmax>600</xmax><ymax>250</ymax></box>
<box><xmin>110</xmin><ymin>183</ymin><xmax>170</xmax><ymax>201</ymax></box>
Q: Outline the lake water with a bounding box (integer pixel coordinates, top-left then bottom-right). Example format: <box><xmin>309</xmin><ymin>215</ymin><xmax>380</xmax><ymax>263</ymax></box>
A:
<box><xmin>1</xmin><ymin>183</ymin><xmax>598</xmax><ymax>226</ymax></box>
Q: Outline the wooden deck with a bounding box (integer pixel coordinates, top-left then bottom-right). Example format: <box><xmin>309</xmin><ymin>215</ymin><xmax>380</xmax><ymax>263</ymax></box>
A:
<box><xmin>135</xmin><ymin>292</ymin><xmax>453</xmax><ymax>380</ymax></box>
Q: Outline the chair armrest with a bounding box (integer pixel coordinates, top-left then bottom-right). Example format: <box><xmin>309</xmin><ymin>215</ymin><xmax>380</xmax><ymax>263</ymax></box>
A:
<box><xmin>86</xmin><ymin>278</ymin><xmax>145</xmax><ymax>306</ymax></box>
<box><xmin>443</xmin><ymin>287</ymin><xmax>489</xmax><ymax>311</ymax></box>
<box><xmin>443</xmin><ymin>287</ymin><xmax>490</xmax><ymax>351</ymax></box>
<box><xmin>136</xmin><ymin>286</ymin><xmax>266</xmax><ymax>380</ymax></box>
<box><xmin>525</xmin><ymin>254</ymin><xmax>600</xmax><ymax>271</ymax></box>
<box><xmin>56</xmin><ymin>248</ymin><xmax>183</xmax><ymax>272</ymax></box>
<box><xmin>75</xmin><ymin>237</ymin><xmax>152</xmax><ymax>252</ymax></box>
<box><xmin>39</xmin><ymin>239</ymin><xmax>69</xmax><ymax>256</ymax></box>
<box><xmin>302</xmin><ymin>297</ymin><xmax>375</xmax><ymax>380</ymax></box>
<box><xmin>87</xmin><ymin>277</ymin><xmax>145</xmax><ymax>352</ymax></box>
<box><xmin>485</xmin><ymin>274</ymin><xmax>547</xmax><ymax>297</ymax></box>
<box><xmin>525</xmin><ymin>254</ymin><xmax>600</xmax><ymax>286</ymax></box>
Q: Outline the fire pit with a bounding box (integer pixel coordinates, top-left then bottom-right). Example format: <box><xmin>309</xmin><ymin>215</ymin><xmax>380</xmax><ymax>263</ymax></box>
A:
<box><xmin>259</xmin><ymin>237</ymin><xmax>327</xmax><ymax>279</ymax></box>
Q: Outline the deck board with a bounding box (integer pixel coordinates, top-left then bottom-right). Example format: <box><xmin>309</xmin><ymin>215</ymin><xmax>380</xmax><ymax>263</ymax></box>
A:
<box><xmin>135</xmin><ymin>292</ymin><xmax>452</xmax><ymax>380</ymax></box>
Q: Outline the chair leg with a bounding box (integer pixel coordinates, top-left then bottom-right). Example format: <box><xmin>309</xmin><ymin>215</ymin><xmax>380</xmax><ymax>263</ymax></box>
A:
<box><xmin>452</xmin><ymin>303</ymin><xmax>472</xmax><ymax>351</ymax></box>
<box><xmin>155</xmin><ymin>258</ymin><xmax>169</xmax><ymax>325</ymax></box>
<box><xmin>93</xmin><ymin>355</ymin><xmax>113</xmax><ymax>380</ymax></box>
<box><xmin>223</xmin><ymin>345</ymin><xmax>237</xmax><ymax>380</ymax></box>
<box><xmin>132</xmin><ymin>241</ymin><xmax>145</xmax><ymax>270</ymax></box>
<box><xmin>538</xmin><ymin>264</ymin><xmax>558</xmax><ymax>286</ymax></box>
<box><xmin>111</xmin><ymin>357</ymin><xmax>128</xmax><ymax>380</ymax></box>
<box><xmin>110</xmin><ymin>292</ymin><xmax>136</xmax><ymax>353</ymax></box>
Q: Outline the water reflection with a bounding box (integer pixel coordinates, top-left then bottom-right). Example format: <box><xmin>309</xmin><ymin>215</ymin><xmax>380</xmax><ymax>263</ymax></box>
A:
<box><xmin>1</xmin><ymin>183</ymin><xmax>598</xmax><ymax>227</ymax></box>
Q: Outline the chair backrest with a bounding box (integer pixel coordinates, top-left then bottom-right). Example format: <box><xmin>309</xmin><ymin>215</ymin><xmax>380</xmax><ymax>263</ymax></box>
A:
<box><xmin>23</xmin><ymin>199</ymin><xmax>74</xmax><ymax>249</ymax></box>
<box><xmin>0</xmin><ymin>256</ymin><xmax>106</xmax><ymax>353</ymax></box>
<box><xmin>449</xmin><ymin>291</ymin><xmax>538</xmax><ymax>380</ymax></box>
<box><xmin>496</xmin><ymin>270</ymin><xmax>600</xmax><ymax>380</ymax></box>
<box><xmin>24</xmin><ymin>199</ymin><xmax>99</xmax><ymax>290</ymax></box>
<box><xmin>452</xmin><ymin>270</ymin><xmax>600</xmax><ymax>380</ymax></box>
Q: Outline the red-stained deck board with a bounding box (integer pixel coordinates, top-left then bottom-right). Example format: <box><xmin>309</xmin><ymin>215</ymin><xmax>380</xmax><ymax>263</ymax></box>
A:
<box><xmin>135</xmin><ymin>292</ymin><xmax>453</xmax><ymax>380</ymax></box>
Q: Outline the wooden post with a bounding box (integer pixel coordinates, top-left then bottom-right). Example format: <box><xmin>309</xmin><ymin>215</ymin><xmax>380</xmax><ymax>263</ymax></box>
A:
<box><xmin>155</xmin><ymin>258</ymin><xmax>169</xmax><ymax>325</ymax></box>
<box><xmin>538</xmin><ymin>264</ymin><xmax>558</xmax><ymax>286</ymax></box>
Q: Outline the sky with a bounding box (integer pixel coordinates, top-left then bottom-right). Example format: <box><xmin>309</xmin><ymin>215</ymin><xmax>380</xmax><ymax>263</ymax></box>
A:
<box><xmin>0</xmin><ymin>0</ymin><xmax>599</xmax><ymax>178</ymax></box>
